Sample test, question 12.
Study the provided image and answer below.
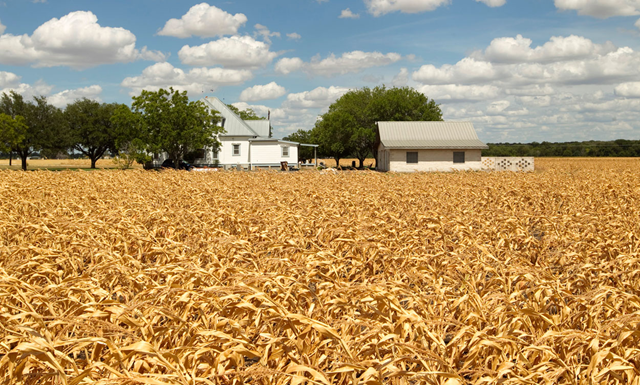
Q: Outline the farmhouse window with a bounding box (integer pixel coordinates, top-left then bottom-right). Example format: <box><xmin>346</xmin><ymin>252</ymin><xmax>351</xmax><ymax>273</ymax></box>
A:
<box><xmin>212</xmin><ymin>149</ymin><xmax>219</xmax><ymax>159</ymax></box>
<box><xmin>453</xmin><ymin>152</ymin><xmax>466</xmax><ymax>163</ymax></box>
<box><xmin>406</xmin><ymin>152</ymin><xmax>418</xmax><ymax>164</ymax></box>
<box><xmin>282</xmin><ymin>146</ymin><xmax>289</xmax><ymax>157</ymax></box>
<box><xmin>233</xmin><ymin>144</ymin><xmax>241</xmax><ymax>156</ymax></box>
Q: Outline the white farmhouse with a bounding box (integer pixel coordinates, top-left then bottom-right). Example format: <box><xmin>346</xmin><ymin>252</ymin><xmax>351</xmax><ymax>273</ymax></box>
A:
<box><xmin>376</xmin><ymin>121</ymin><xmax>489</xmax><ymax>172</ymax></box>
<box><xmin>198</xmin><ymin>97</ymin><xmax>301</xmax><ymax>169</ymax></box>
<box><xmin>151</xmin><ymin>96</ymin><xmax>309</xmax><ymax>169</ymax></box>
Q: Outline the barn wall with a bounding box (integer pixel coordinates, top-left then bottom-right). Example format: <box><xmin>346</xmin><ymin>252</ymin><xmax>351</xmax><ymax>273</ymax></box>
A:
<box><xmin>388</xmin><ymin>149</ymin><xmax>483</xmax><ymax>172</ymax></box>
<box><xmin>377</xmin><ymin>144</ymin><xmax>391</xmax><ymax>172</ymax></box>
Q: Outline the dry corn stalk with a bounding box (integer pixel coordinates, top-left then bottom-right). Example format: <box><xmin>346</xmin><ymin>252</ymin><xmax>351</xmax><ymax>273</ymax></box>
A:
<box><xmin>0</xmin><ymin>158</ymin><xmax>640</xmax><ymax>384</ymax></box>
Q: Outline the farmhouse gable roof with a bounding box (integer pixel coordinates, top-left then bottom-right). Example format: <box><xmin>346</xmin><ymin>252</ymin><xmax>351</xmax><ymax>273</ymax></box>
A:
<box><xmin>201</xmin><ymin>97</ymin><xmax>259</xmax><ymax>137</ymax></box>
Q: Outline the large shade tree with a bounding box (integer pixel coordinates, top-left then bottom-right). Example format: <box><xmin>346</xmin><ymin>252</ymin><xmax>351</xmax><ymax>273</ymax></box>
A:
<box><xmin>0</xmin><ymin>113</ymin><xmax>27</xmax><ymax>155</ymax></box>
<box><xmin>314</xmin><ymin>86</ymin><xmax>443</xmax><ymax>168</ymax></box>
<box><xmin>130</xmin><ymin>88</ymin><xmax>223</xmax><ymax>168</ymax></box>
<box><xmin>0</xmin><ymin>91</ymin><xmax>67</xmax><ymax>170</ymax></box>
<box><xmin>110</xmin><ymin>104</ymin><xmax>150</xmax><ymax>169</ymax></box>
<box><xmin>65</xmin><ymin>99</ymin><xmax>121</xmax><ymax>169</ymax></box>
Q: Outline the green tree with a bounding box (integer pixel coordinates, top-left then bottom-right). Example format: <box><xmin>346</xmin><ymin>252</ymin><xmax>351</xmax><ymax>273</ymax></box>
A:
<box><xmin>65</xmin><ymin>99</ymin><xmax>121</xmax><ymax>169</ymax></box>
<box><xmin>315</xmin><ymin>86</ymin><xmax>442</xmax><ymax>169</ymax></box>
<box><xmin>110</xmin><ymin>104</ymin><xmax>150</xmax><ymax>169</ymax></box>
<box><xmin>226</xmin><ymin>104</ymin><xmax>266</xmax><ymax>120</ymax></box>
<box><xmin>0</xmin><ymin>91</ymin><xmax>67</xmax><ymax>171</ymax></box>
<box><xmin>312</xmin><ymin>110</ymin><xmax>356</xmax><ymax>168</ymax></box>
<box><xmin>284</xmin><ymin>129</ymin><xmax>315</xmax><ymax>161</ymax></box>
<box><xmin>131</xmin><ymin>88</ymin><xmax>223</xmax><ymax>168</ymax></box>
<box><xmin>0</xmin><ymin>113</ymin><xmax>27</xmax><ymax>154</ymax></box>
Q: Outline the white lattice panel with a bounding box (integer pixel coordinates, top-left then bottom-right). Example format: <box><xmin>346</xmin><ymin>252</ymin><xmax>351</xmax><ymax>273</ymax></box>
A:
<box><xmin>481</xmin><ymin>157</ymin><xmax>534</xmax><ymax>172</ymax></box>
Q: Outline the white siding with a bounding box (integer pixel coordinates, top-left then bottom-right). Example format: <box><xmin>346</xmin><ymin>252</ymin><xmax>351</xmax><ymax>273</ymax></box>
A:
<box><xmin>388</xmin><ymin>149</ymin><xmax>483</xmax><ymax>172</ymax></box>
<box><xmin>218</xmin><ymin>137</ymin><xmax>251</xmax><ymax>165</ymax></box>
<box><xmin>250</xmin><ymin>142</ymin><xmax>299</xmax><ymax>166</ymax></box>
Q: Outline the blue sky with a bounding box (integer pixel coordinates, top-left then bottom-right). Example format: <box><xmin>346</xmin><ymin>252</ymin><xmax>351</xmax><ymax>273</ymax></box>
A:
<box><xmin>1</xmin><ymin>0</ymin><xmax>640</xmax><ymax>142</ymax></box>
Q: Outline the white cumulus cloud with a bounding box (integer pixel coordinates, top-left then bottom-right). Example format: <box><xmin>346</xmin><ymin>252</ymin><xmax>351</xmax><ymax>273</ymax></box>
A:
<box><xmin>0</xmin><ymin>78</ymin><xmax>54</xmax><ymax>101</ymax></box>
<box><xmin>275</xmin><ymin>57</ymin><xmax>304</xmax><ymax>75</ymax></box>
<box><xmin>308</xmin><ymin>51</ymin><xmax>402</xmax><ymax>76</ymax></box>
<box><xmin>487</xmin><ymin>100</ymin><xmax>510</xmax><ymax>114</ymax></box>
<box><xmin>364</xmin><ymin>0</ymin><xmax>451</xmax><ymax>16</ymax></box>
<box><xmin>121</xmin><ymin>62</ymin><xmax>253</xmax><ymax>96</ymax></box>
<box><xmin>178</xmin><ymin>35</ymin><xmax>278</xmax><ymax>69</ymax></box>
<box><xmin>417</xmin><ymin>84</ymin><xmax>501</xmax><ymax>102</ymax></box>
<box><xmin>476</xmin><ymin>0</ymin><xmax>506</xmax><ymax>6</ymax></box>
<box><xmin>413</xmin><ymin>57</ymin><xmax>500</xmax><ymax>84</ymax></box>
<box><xmin>239</xmin><ymin>82</ymin><xmax>286</xmax><ymax>102</ymax></box>
<box><xmin>286</xmin><ymin>32</ymin><xmax>302</xmax><ymax>40</ymax></box>
<box><xmin>278</xmin><ymin>51</ymin><xmax>402</xmax><ymax>77</ymax></box>
<box><xmin>158</xmin><ymin>3</ymin><xmax>247</xmax><ymax>38</ymax></box>
<box><xmin>284</xmin><ymin>86</ymin><xmax>351</xmax><ymax>109</ymax></box>
<box><xmin>340</xmin><ymin>8</ymin><xmax>361</xmax><ymax>18</ymax></box>
<box><xmin>0</xmin><ymin>11</ymin><xmax>165</xmax><ymax>69</ymax></box>
<box><xmin>0</xmin><ymin>71</ymin><xmax>20</xmax><ymax>89</ymax></box>
<box><xmin>480</xmin><ymin>34</ymin><xmax>615</xmax><ymax>64</ymax></box>
<box><xmin>615</xmin><ymin>82</ymin><xmax>640</xmax><ymax>97</ymax></box>
<box><xmin>254</xmin><ymin>24</ymin><xmax>280</xmax><ymax>44</ymax></box>
<box><xmin>392</xmin><ymin>68</ymin><xmax>409</xmax><ymax>86</ymax></box>
<box><xmin>49</xmin><ymin>85</ymin><xmax>103</xmax><ymax>108</ymax></box>
<box><xmin>232</xmin><ymin>102</ymin><xmax>286</xmax><ymax>120</ymax></box>
<box><xmin>554</xmin><ymin>0</ymin><xmax>640</xmax><ymax>18</ymax></box>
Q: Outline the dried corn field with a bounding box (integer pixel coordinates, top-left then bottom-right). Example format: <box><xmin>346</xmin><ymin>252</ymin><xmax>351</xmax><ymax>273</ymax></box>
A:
<box><xmin>1</xmin><ymin>158</ymin><xmax>640</xmax><ymax>385</ymax></box>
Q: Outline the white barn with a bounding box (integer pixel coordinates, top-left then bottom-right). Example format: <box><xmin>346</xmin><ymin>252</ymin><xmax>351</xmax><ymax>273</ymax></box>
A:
<box><xmin>377</xmin><ymin>121</ymin><xmax>489</xmax><ymax>172</ymax></box>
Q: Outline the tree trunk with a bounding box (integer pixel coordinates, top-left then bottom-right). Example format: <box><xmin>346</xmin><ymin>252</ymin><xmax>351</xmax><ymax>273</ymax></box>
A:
<box><xmin>371</xmin><ymin>144</ymin><xmax>379</xmax><ymax>170</ymax></box>
<box><xmin>358</xmin><ymin>158</ymin><xmax>365</xmax><ymax>169</ymax></box>
<box><xmin>9</xmin><ymin>152</ymin><xmax>11</xmax><ymax>166</ymax></box>
<box><xmin>333</xmin><ymin>157</ymin><xmax>340</xmax><ymax>169</ymax></box>
<box><xmin>21</xmin><ymin>154</ymin><xmax>27</xmax><ymax>171</ymax></box>
<box><xmin>91</xmin><ymin>157</ymin><xmax>97</xmax><ymax>169</ymax></box>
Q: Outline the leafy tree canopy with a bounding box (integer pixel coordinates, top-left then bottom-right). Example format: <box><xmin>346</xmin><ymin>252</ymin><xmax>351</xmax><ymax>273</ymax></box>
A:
<box><xmin>284</xmin><ymin>129</ymin><xmax>315</xmax><ymax>161</ymax></box>
<box><xmin>313</xmin><ymin>86</ymin><xmax>442</xmax><ymax>168</ymax></box>
<box><xmin>130</xmin><ymin>88</ymin><xmax>223</xmax><ymax>168</ymax></box>
<box><xmin>226</xmin><ymin>104</ymin><xmax>266</xmax><ymax>120</ymax></box>
<box><xmin>0</xmin><ymin>91</ymin><xmax>67</xmax><ymax>170</ymax></box>
<box><xmin>0</xmin><ymin>113</ymin><xmax>27</xmax><ymax>153</ymax></box>
<box><xmin>65</xmin><ymin>99</ymin><xmax>122</xmax><ymax>169</ymax></box>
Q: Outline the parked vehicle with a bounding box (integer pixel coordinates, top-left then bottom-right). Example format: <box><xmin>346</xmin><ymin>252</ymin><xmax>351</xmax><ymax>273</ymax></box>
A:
<box><xmin>161</xmin><ymin>159</ymin><xmax>193</xmax><ymax>171</ymax></box>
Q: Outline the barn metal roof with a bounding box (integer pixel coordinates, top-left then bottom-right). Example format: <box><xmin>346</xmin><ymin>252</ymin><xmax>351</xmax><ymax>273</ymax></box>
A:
<box><xmin>378</xmin><ymin>121</ymin><xmax>489</xmax><ymax>149</ymax></box>
<box><xmin>201</xmin><ymin>97</ymin><xmax>258</xmax><ymax>137</ymax></box>
<box><xmin>244</xmin><ymin>120</ymin><xmax>271</xmax><ymax>138</ymax></box>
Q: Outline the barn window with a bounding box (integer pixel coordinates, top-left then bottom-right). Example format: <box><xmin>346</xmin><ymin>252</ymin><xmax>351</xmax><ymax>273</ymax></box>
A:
<box><xmin>453</xmin><ymin>152</ymin><xmax>465</xmax><ymax>163</ymax></box>
<box><xmin>233</xmin><ymin>144</ymin><xmax>240</xmax><ymax>156</ymax></box>
<box><xmin>282</xmin><ymin>146</ymin><xmax>289</xmax><ymax>157</ymax></box>
<box><xmin>406</xmin><ymin>152</ymin><xmax>418</xmax><ymax>164</ymax></box>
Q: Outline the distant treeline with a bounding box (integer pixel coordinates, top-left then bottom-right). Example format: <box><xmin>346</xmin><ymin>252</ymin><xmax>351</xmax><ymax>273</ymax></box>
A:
<box><xmin>483</xmin><ymin>140</ymin><xmax>640</xmax><ymax>157</ymax></box>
